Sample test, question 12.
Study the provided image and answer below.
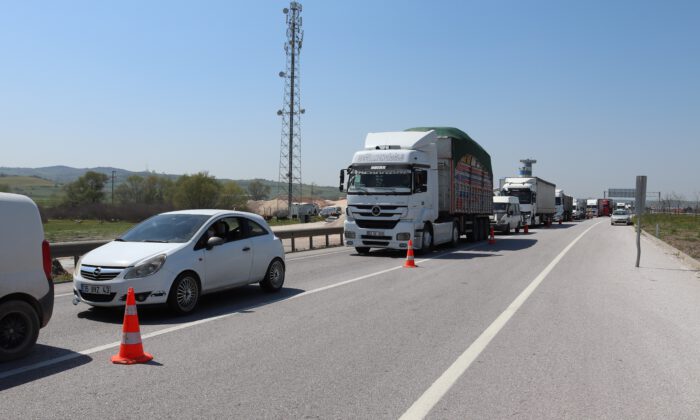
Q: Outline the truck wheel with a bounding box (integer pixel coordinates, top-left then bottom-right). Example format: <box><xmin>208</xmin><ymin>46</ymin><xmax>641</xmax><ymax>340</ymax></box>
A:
<box><xmin>450</xmin><ymin>223</ymin><xmax>460</xmax><ymax>247</ymax></box>
<box><xmin>515</xmin><ymin>223</ymin><xmax>521</xmax><ymax>233</ymax></box>
<box><xmin>0</xmin><ymin>300</ymin><xmax>40</xmax><ymax>362</ymax></box>
<box><xmin>505</xmin><ymin>224</ymin><xmax>511</xmax><ymax>235</ymax></box>
<box><xmin>421</xmin><ymin>224</ymin><xmax>434</xmax><ymax>253</ymax></box>
<box><xmin>355</xmin><ymin>247</ymin><xmax>370</xmax><ymax>255</ymax></box>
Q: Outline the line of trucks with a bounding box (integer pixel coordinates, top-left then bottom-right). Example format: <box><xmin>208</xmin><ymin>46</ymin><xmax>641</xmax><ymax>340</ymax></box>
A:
<box><xmin>339</xmin><ymin>126</ymin><xmax>585</xmax><ymax>254</ymax></box>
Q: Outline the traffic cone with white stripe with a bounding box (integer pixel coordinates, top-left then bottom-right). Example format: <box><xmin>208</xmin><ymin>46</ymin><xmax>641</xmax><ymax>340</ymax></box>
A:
<box><xmin>404</xmin><ymin>240</ymin><xmax>417</xmax><ymax>268</ymax></box>
<box><xmin>111</xmin><ymin>287</ymin><xmax>153</xmax><ymax>364</ymax></box>
<box><xmin>488</xmin><ymin>226</ymin><xmax>496</xmax><ymax>245</ymax></box>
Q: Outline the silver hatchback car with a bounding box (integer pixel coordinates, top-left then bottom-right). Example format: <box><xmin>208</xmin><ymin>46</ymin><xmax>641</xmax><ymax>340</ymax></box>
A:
<box><xmin>611</xmin><ymin>209</ymin><xmax>633</xmax><ymax>225</ymax></box>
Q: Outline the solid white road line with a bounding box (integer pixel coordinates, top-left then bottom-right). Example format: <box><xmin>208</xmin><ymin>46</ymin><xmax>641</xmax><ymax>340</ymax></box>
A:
<box><xmin>3</xmin><ymin>243</ymin><xmax>478</xmax><ymax>380</ymax></box>
<box><xmin>399</xmin><ymin>222</ymin><xmax>602</xmax><ymax>420</ymax></box>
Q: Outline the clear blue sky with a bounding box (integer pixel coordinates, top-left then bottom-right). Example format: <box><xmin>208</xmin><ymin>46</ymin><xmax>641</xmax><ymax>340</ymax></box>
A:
<box><xmin>1</xmin><ymin>0</ymin><xmax>698</xmax><ymax>200</ymax></box>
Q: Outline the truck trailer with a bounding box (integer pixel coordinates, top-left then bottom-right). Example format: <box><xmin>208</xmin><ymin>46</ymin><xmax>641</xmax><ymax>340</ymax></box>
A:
<box><xmin>554</xmin><ymin>189</ymin><xmax>573</xmax><ymax>222</ymax></box>
<box><xmin>586</xmin><ymin>199</ymin><xmax>598</xmax><ymax>218</ymax></box>
<box><xmin>341</xmin><ymin>127</ymin><xmax>493</xmax><ymax>253</ymax></box>
<box><xmin>501</xmin><ymin>177</ymin><xmax>556</xmax><ymax>226</ymax></box>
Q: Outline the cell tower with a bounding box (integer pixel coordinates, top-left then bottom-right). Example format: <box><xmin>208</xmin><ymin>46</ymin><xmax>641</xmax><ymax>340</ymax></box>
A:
<box><xmin>519</xmin><ymin>159</ymin><xmax>537</xmax><ymax>176</ymax></box>
<box><xmin>277</xmin><ymin>1</ymin><xmax>305</xmax><ymax>215</ymax></box>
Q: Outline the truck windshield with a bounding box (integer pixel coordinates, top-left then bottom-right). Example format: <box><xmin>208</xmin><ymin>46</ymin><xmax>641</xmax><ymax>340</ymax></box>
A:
<box><xmin>493</xmin><ymin>203</ymin><xmax>507</xmax><ymax>212</ymax></box>
<box><xmin>347</xmin><ymin>169</ymin><xmax>412</xmax><ymax>194</ymax></box>
<box><xmin>505</xmin><ymin>189</ymin><xmax>531</xmax><ymax>204</ymax></box>
<box><xmin>555</xmin><ymin>197</ymin><xmax>561</xmax><ymax>205</ymax></box>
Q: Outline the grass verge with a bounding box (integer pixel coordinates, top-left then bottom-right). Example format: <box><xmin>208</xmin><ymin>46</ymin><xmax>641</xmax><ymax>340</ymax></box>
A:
<box><xmin>639</xmin><ymin>214</ymin><xmax>700</xmax><ymax>260</ymax></box>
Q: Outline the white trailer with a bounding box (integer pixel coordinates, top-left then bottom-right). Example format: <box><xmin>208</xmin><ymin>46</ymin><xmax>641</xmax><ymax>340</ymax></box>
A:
<box><xmin>501</xmin><ymin>177</ymin><xmax>556</xmax><ymax>226</ymax></box>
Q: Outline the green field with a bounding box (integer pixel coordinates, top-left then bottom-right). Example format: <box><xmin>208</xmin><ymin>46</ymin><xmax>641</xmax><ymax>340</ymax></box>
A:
<box><xmin>44</xmin><ymin>219</ymin><xmax>135</xmax><ymax>242</ymax></box>
<box><xmin>639</xmin><ymin>214</ymin><xmax>700</xmax><ymax>260</ymax></box>
<box><xmin>0</xmin><ymin>176</ymin><xmax>64</xmax><ymax>206</ymax></box>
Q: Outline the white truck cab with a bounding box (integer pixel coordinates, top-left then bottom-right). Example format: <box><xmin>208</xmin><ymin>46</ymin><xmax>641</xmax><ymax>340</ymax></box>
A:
<box><xmin>491</xmin><ymin>196</ymin><xmax>523</xmax><ymax>233</ymax></box>
<box><xmin>0</xmin><ymin>193</ymin><xmax>54</xmax><ymax>361</ymax></box>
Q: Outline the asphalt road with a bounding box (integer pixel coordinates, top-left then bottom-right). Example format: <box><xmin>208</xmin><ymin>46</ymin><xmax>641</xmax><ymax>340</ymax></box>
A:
<box><xmin>2</xmin><ymin>218</ymin><xmax>700</xmax><ymax>419</ymax></box>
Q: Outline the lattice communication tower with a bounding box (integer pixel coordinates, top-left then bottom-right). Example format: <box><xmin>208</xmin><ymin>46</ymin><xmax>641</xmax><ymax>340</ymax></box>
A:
<box><xmin>277</xmin><ymin>1</ymin><xmax>305</xmax><ymax>215</ymax></box>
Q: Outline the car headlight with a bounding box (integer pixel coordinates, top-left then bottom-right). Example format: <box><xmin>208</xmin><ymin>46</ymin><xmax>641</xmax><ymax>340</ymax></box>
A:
<box><xmin>124</xmin><ymin>254</ymin><xmax>167</xmax><ymax>279</ymax></box>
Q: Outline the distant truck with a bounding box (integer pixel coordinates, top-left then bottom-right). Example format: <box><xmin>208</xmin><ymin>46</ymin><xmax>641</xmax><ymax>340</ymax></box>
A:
<box><xmin>341</xmin><ymin>127</ymin><xmax>493</xmax><ymax>254</ymax></box>
<box><xmin>491</xmin><ymin>196</ymin><xmax>523</xmax><ymax>233</ymax></box>
<box><xmin>501</xmin><ymin>177</ymin><xmax>555</xmax><ymax>226</ymax></box>
<box><xmin>598</xmin><ymin>199</ymin><xmax>612</xmax><ymax>217</ymax></box>
<box><xmin>554</xmin><ymin>189</ymin><xmax>573</xmax><ymax>222</ymax></box>
<box><xmin>572</xmin><ymin>198</ymin><xmax>586</xmax><ymax>220</ymax></box>
<box><xmin>586</xmin><ymin>199</ymin><xmax>598</xmax><ymax>218</ymax></box>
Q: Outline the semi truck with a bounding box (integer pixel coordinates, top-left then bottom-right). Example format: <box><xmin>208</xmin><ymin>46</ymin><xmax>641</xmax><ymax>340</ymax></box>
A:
<box><xmin>586</xmin><ymin>199</ymin><xmax>598</xmax><ymax>218</ymax></box>
<box><xmin>501</xmin><ymin>177</ymin><xmax>555</xmax><ymax>226</ymax></box>
<box><xmin>598</xmin><ymin>199</ymin><xmax>612</xmax><ymax>217</ymax></box>
<box><xmin>572</xmin><ymin>198</ymin><xmax>586</xmax><ymax>220</ymax></box>
<box><xmin>340</xmin><ymin>127</ymin><xmax>493</xmax><ymax>254</ymax></box>
<box><xmin>554</xmin><ymin>189</ymin><xmax>573</xmax><ymax>222</ymax></box>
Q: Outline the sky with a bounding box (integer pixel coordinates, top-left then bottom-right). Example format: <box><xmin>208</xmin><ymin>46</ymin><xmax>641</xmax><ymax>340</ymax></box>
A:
<box><xmin>1</xmin><ymin>0</ymin><xmax>698</xmax><ymax>200</ymax></box>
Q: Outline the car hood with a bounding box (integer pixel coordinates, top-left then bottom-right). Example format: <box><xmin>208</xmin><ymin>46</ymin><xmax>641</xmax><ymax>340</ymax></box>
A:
<box><xmin>81</xmin><ymin>241</ymin><xmax>184</xmax><ymax>267</ymax></box>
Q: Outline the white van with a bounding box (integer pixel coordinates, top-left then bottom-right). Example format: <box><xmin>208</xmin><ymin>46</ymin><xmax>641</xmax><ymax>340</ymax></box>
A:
<box><xmin>0</xmin><ymin>193</ymin><xmax>54</xmax><ymax>361</ymax></box>
<box><xmin>491</xmin><ymin>196</ymin><xmax>523</xmax><ymax>234</ymax></box>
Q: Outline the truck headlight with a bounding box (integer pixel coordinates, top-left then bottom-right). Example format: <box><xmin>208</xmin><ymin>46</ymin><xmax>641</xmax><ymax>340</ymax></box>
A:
<box><xmin>396</xmin><ymin>233</ymin><xmax>411</xmax><ymax>241</ymax></box>
<box><xmin>124</xmin><ymin>254</ymin><xmax>166</xmax><ymax>279</ymax></box>
<box><xmin>344</xmin><ymin>231</ymin><xmax>356</xmax><ymax>239</ymax></box>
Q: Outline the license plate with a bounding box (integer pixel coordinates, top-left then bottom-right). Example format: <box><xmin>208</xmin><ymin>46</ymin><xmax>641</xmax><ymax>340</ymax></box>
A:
<box><xmin>81</xmin><ymin>284</ymin><xmax>111</xmax><ymax>295</ymax></box>
<box><xmin>367</xmin><ymin>231</ymin><xmax>385</xmax><ymax>237</ymax></box>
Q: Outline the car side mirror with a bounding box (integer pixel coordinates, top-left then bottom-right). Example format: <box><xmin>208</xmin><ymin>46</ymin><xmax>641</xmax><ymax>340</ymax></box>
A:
<box><xmin>206</xmin><ymin>236</ymin><xmax>224</xmax><ymax>250</ymax></box>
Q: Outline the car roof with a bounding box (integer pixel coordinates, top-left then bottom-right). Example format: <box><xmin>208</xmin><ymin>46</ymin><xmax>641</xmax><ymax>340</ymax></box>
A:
<box><xmin>160</xmin><ymin>209</ymin><xmax>268</xmax><ymax>223</ymax></box>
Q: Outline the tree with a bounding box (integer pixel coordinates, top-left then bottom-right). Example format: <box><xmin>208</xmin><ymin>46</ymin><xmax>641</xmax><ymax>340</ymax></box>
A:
<box><xmin>115</xmin><ymin>175</ymin><xmax>174</xmax><ymax>205</ymax></box>
<box><xmin>115</xmin><ymin>175</ymin><xmax>146</xmax><ymax>204</ymax></box>
<box><xmin>63</xmin><ymin>171</ymin><xmax>109</xmax><ymax>206</ymax></box>
<box><xmin>172</xmin><ymin>172</ymin><xmax>222</xmax><ymax>209</ymax></box>
<box><xmin>247</xmin><ymin>179</ymin><xmax>270</xmax><ymax>200</ymax></box>
<box><xmin>218</xmin><ymin>181</ymin><xmax>248</xmax><ymax>210</ymax></box>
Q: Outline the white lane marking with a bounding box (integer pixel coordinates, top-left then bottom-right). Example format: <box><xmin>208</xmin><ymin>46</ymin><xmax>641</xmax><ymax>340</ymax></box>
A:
<box><xmin>399</xmin><ymin>222</ymin><xmax>602</xmax><ymax>420</ymax></box>
<box><xmin>4</xmin><ymin>243</ymin><xmax>478</xmax><ymax>380</ymax></box>
<box><xmin>287</xmin><ymin>248</ymin><xmax>349</xmax><ymax>261</ymax></box>
<box><xmin>55</xmin><ymin>292</ymin><xmax>74</xmax><ymax>298</ymax></box>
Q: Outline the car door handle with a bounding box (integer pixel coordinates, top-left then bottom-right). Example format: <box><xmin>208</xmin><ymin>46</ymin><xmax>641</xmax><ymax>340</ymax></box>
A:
<box><xmin>242</xmin><ymin>247</ymin><xmax>251</xmax><ymax>252</ymax></box>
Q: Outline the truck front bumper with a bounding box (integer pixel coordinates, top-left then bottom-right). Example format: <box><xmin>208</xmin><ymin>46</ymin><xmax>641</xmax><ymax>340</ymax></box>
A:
<box><xmin>344</xmin><ymin>220</ymin><xmax>424</xmax><ymax>250</ymax></box>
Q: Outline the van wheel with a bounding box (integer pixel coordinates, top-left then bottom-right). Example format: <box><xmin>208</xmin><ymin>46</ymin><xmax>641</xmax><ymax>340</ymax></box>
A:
<box><xmin>260</xmin><ymin>259</ymin><xmax>285</xmax><ymax>293</ymax></box>
<box><xmin>168</xmin><ymin>273</ymin><xmax>200</xmax><ymax>315</ymax></box>
<box><xmin>355</xmin><ymin>247</ymin><xmax>370</xmax><ymax>255</ymax></box>
<box><xmin>0</xmin><ymin>300</ymin><xmax>40</xmax><ymax>362</ymax></box>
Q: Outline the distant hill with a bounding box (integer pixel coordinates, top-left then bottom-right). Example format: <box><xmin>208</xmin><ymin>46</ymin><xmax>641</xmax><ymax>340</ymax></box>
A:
<box><xmin>0</xmin><ymin>166</ymin><xmax>343</xmax><ymax>203</ymax></box>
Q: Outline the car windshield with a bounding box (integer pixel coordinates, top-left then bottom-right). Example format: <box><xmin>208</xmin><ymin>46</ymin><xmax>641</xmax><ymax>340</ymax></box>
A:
<box><xmin>493</xmin><ymin>203</ymin><xmax>507</xmax><ymax>212</ymax></box>
<box><xmin>119</xmin><ymin>214</ymin><xmax>211</xmax><ymax>243</ymax></box>
<box><xmin>347</xmin><ymin>169</ymin><xmax>412</xmax><ymax>193</ymax></box>
<box><xmin>613</xmin><ymin>210</ymin><xmax>628</xmax><ymax>215</ymax></box>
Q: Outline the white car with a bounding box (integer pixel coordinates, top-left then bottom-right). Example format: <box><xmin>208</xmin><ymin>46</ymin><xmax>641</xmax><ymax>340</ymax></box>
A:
<box><xmin>610</xmin><ymin>209</ymin><xmax>633</xmax><ymax>226</ymax></box>
<box><xmin>73</xmin><ymin>210</ymin><xmax>285</xmax><ymax>314</ymax></box>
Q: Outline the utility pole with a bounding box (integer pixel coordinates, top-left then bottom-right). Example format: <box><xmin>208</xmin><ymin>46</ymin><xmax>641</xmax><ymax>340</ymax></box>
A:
<box><xmin>277</xmin><ymin>1</ymin><xmax>305</xmax><ymax>217</ymax></box>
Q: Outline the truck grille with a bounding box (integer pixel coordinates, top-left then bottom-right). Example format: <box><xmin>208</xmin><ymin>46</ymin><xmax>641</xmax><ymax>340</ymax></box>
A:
<box><xmin>361</xmin><ymin>240</ymin><xmax>390</xmax><ymax>246</ymax></box>
<box><xmin>356</xmin><ymin>220</ymin><xmax>399</xmax><ymax>230</ymax></box>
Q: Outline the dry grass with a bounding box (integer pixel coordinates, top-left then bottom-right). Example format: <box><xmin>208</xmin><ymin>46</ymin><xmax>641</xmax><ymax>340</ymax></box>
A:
<box><xmin>640</xmin><ymin>214</ymin><xmax>700</xmax><ymax>260</ymax></box>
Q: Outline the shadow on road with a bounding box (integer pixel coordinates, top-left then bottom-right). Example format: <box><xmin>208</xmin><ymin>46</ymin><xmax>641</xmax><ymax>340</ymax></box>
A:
<box><xmin>0</xmin><ymin>345</ymin><xmax>92</xmax><ymax>391</ymax></box>
<box><xmin>428</xmin><ymin>238</ymin><xmax>538</xmax><ymax>260</ymax></box>
<box><xmin>75</xmin><ymin>286</ymin><xmax>306</xmax><ymax>325</ymax></box>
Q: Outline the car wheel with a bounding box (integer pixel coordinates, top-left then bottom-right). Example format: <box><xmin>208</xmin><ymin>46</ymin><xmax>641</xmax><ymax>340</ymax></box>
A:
<box><xmin>355</xmin><ymin>247</ymin><xmax>370</xmax><ymax>255</ymax></box>
<box><xmin>168</xmin><ymin>272</ymin><xmax>200</xmax><ymax>315</ymax></box>
<box><xmin>450</xmin><ymin>223</ymin><xmax>460</xmax><ymax>247</ymax></box>
<box><xmin>260</xmin><ymin>259</ymin><xmax>285</xmax><ymax>293</ymax></box>
<box><xmin>0</xmin><ymin>300</ymin><xmax>40</xmax><ymax>362</ymax></box>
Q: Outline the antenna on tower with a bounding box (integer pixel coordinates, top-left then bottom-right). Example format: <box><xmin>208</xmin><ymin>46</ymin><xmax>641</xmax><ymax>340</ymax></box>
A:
<box><xmin>277</xmin><ymin>1</ymin><xmax>304</xmax><ymax>217</ymax></box>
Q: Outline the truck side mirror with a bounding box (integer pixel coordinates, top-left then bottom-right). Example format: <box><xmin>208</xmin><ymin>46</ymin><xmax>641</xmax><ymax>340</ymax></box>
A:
<box><xmin>339</xmin><ymin>169</ymin><xmax>345</xmax><ymax>192</ymax></box>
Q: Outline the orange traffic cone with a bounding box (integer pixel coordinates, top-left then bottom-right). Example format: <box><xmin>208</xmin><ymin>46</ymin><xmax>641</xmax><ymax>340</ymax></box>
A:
<box><xmin>524</xmin><ymin>223</ymin><xmax>529</xmax><ymax>234</ymax></box>
<box><xmin>111</xmin><ymin>287</ymin><xmax>153</xmax><ymax>365</ymax></box>
<box><xmin>488</xmin><ymin>226</ymin><xmax>496</xmax><ymax>244</ymax></box>
<box><xmin>404</xmin><ymin>239</ymin><xmax>417</xmax><ymax>268</ymax></box>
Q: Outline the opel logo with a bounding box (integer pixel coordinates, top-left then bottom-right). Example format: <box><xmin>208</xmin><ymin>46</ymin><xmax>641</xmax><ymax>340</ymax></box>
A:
<box><xmin>93</xmin><ymin>267</ymin><xmax>102</xmax><ymax>278</ymax></box>
<box><xmin>371</xmin><ymin>206</ymin><xmax>381</xmax><ymax>216</ymax></box>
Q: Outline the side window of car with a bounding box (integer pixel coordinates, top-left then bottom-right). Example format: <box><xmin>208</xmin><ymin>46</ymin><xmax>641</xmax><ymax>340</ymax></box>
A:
<box><xmin>222</xmin><ymin>217</ymin><xmax>244</xmax><ymax>242</ymax></box>
<box><xmin>242</xmin><ymin>219</ymin><xmax>269</xmax><ymax>238</ymax></box>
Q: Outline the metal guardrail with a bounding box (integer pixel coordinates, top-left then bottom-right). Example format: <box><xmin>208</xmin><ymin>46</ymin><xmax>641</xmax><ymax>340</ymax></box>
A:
<box><xmin>50</xmin><ymin>226</ymin><xmax>345</xmax><ymax>264</ymax></box>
